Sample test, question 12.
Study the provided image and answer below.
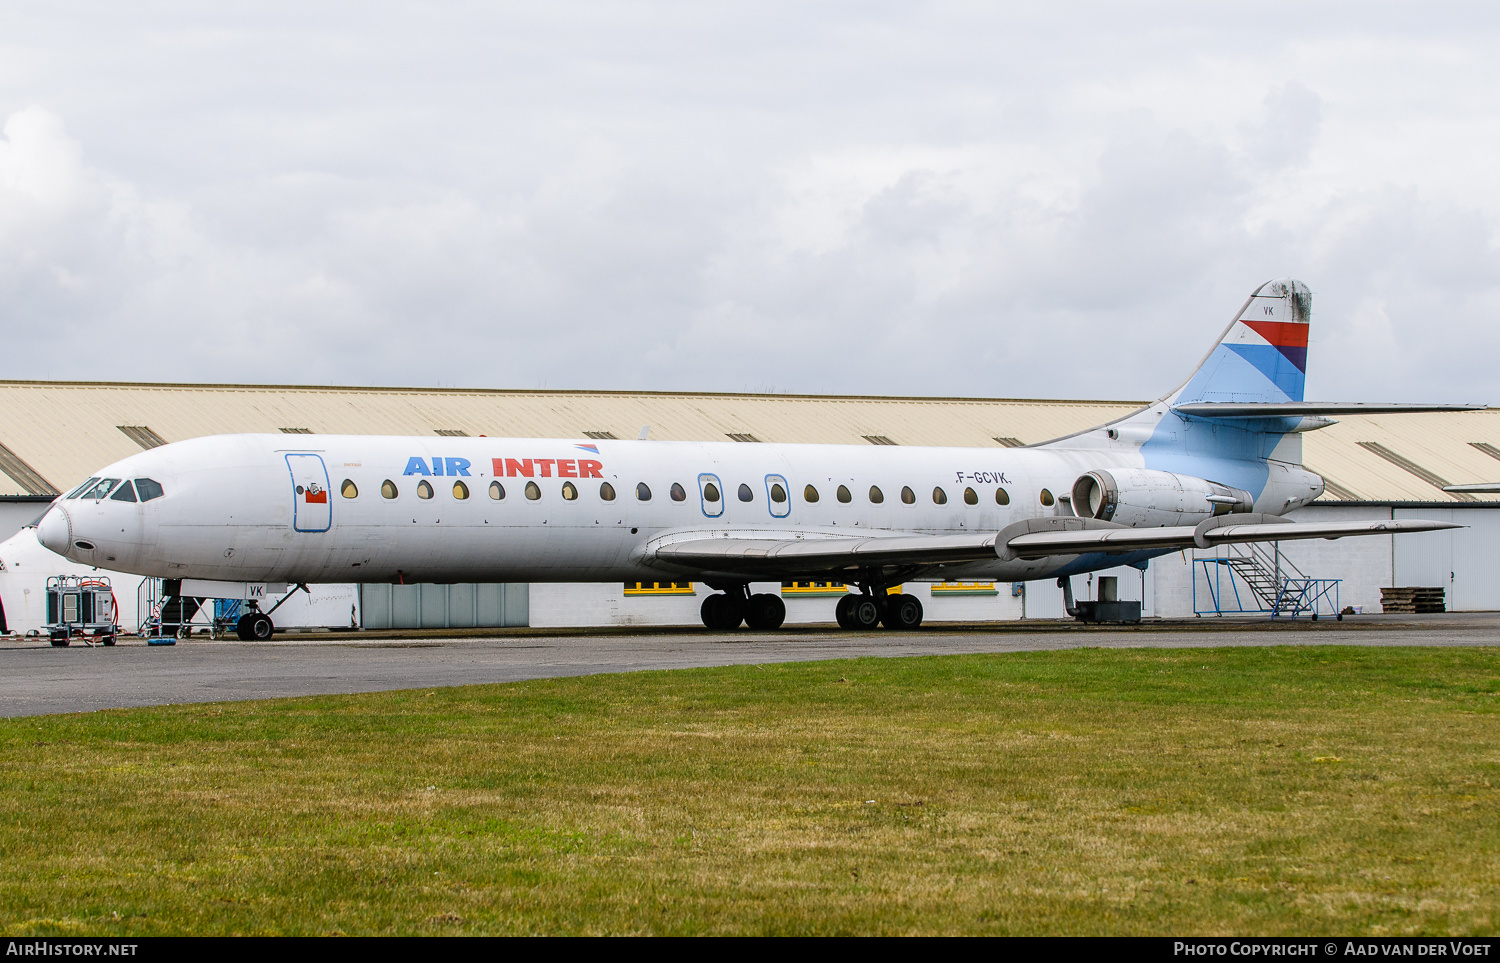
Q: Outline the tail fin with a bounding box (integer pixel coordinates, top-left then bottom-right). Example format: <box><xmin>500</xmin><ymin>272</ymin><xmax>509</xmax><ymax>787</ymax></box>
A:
<box><xmin>1169</xmin><ymin>279</ymin><xmax>1310</xmax><ymax>405</ymax></box>
<box><xmin>1037</xmin><ymin>279</ymin><xmax>1322</xmax><ymax>507</ymax></box>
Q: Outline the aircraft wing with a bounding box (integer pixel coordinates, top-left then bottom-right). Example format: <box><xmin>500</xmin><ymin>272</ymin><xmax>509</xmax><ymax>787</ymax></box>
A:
<box><xmin>1003</xmin><ymin>518</ymin><xmax>1456</xmax><ymax>558</ymax></box>
<box><xmin>644</xmin><ymin>516</ymin><xmax>1460</xmax><ymax>579</ymax></box>
<box><xmin>649</xmin><ymin>531</ymin><xmax>1003</xmax><ymax>573</ymax></box>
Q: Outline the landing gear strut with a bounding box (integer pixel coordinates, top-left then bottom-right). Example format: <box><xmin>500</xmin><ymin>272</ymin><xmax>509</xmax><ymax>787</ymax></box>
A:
<box><xmin>699</xmin><ymin>585</ymin><xmax>786</xmax><ymax>630</ymax></box>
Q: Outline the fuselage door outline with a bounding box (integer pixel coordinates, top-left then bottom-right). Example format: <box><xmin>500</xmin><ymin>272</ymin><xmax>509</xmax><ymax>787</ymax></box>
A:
<box><xmin>765</xmin><ymin>474</ymin><xmax>790</xmax><ymax>518</ymax></box>
<box><xmin>286</xmin><ymin>453</ymin><xmax>333</xmax><ymax>533</ymax></box>
<box><xmin>698</xmin><ymin>472</ymin><xmax>724</xmax><ymax>518</ymax></box>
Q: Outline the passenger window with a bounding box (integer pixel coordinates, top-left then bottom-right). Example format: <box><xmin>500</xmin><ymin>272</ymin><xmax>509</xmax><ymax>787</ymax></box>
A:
<box><xmin>964</xmin><ymin>487</ymin><xmax>978</xmax><ymax>505</ymax></box>
<box><xmin>600</xmin><ymin>482</ymin><xmax>616</xmax><ymax>501</ymax></box>
<box><xmin>526</xmin><ymin>481</ymin><xmax>542</xmax><ymax>501</ymax></box>
<box><xmin>703</xmin><ymin>482</ymin><xmax>721</xmax><ymax>502</ymax></box>
<box><xmin>670</xmin><ymin>483</ymin><xmax>686</xmax><ymax>501</ymax></box>
<box><xmin>134</xmin><ymin>478</ymin><xmax>164</xmax><ymax>502</ymax></box>
<box><xmin>562</xmin><ymin>481</ymin><xmax>578</xmax><ymax>500</ymax></box>
<box><xmin>489</xmin><ymin>481</ymin><xmax>505</xmax><ymax>500</ymax></box>
<box><xmin>110</xmin><ymin>481</ymin><xmax>138</xmax><ymax>503</ymax></box>
<box><xmin>1040</xmin><ymin>488</ymin><xmax>1054</xmax><ymax>506</ymax></box>
<box><xmin>770</xmin><ymin>483</ymin><xmax>787</xmax><ymax>503</ymax></box>
<box><xmin>417</xmin><ymin>480</ymin><xmax>434</xmax><ymax>499</ymax></box>
<box><xmin>637</xmin><ymin>482</ymin><xmax>652</xmax><ymax>501</ymax></box>
<box><xmin>996</xmin><ymin>488</ymin><xmax>1010</xmax><ymax>506</ymax></box>
<box><xmin>381</xmin><ymin>479</ymin><xmax>399</xmax><ymax>499</ymax></box>
<box><xmin>453</xmin><ymin>481</ymin><xmax>469</xmax><ymax>500</ymax></box>
<box><xmin>341</xmin><ymin>479</ymin><xmax>358</xmax><ymax>498</ymax></box>
<box><xmin>836</xmin><ymin>485</ymin><xmax>851</xmax><ymax>503</ymax></box>
<box><xmin>932</xmin><ymin>487</ymin><xmax>948</xmax><ymax>505</ymax></box>
<box><xmin>66</xmin><ymin>478</ymin><xmax>100</xmax><ymax>499</ymax></box>
<box><xmin>738</xmin><ymin>483</ymin><xmax>753</xmax><ymax>502</ymax></box>
<box><xmin>901</xmin><ymin>486</ymin><xmax>915</xmax><ymax>505</ymax></box>
<box><xmin>869</xmin><ymin>486</ymin><xmax>884</xmax><ymax>504</ymax></box>
<box><xmin>804</xmin><ymin>484</ymin><xmax>820</xmax><ymax>503</ymax></box>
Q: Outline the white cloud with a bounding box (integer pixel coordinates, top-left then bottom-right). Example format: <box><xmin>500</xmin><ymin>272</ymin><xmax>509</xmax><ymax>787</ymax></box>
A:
<box><xmin>0</xmin><ymin>4</ymin><xmax>1498</xmax><ymax>405</ymax></box>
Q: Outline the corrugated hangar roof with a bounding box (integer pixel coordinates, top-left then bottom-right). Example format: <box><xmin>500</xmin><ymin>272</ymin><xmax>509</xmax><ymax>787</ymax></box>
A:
<box><xmin>0</xmin><ymin>379</ymin><xmax>1494</xmax><ymax>504</ymax></box>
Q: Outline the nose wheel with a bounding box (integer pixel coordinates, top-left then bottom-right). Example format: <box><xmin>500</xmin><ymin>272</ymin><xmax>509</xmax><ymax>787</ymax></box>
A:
<box><xmin>235</xmin><ymin>612</ymin><xmax>275</xmax><ymax>641</ymax></box>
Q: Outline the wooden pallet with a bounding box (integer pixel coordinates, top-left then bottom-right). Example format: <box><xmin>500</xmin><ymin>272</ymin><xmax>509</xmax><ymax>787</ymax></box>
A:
<box><xmin>1380</xmin><ymin>586</ymin><xmax>1446</xmax><ymax>613</ymax></box>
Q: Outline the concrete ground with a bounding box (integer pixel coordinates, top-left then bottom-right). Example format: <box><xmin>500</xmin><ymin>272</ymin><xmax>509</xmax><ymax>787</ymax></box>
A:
<box><xmin>2</xmin><ymin>613</ymin><xmax>1497</xmax><ymax>718</ymax></box>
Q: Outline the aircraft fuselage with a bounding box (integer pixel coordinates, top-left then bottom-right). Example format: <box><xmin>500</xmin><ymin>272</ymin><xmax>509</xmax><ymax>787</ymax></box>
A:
<box><xmin>35</xmin><ymin>432</ymin><xmax>1320</xmax><ymax>586</ymax></box>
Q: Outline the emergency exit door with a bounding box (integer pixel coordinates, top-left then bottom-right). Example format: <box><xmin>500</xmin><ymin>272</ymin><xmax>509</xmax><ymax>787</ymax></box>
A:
<box><xmin>286</xmin><ymin>453</ymin><xmax>332</xmax><ymax>532</ymax></box>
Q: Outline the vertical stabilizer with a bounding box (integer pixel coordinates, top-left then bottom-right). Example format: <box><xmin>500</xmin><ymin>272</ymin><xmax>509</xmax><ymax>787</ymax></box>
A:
<box><xmin>1037</xmin><ymin>279</ymin><xmax>1323</xmax><ymax>507</ymax></box>
<box><xmin>1169</xmin><ymin>279</ymin><xmax>1310</xmax><ymax>406</ymax></box>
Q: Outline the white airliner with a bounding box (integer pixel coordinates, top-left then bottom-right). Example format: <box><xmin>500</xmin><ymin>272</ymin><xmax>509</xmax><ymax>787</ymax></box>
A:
<box><xmin>34</xmin><ymin>279</ymin><xmax>1473</xmax><ymax>639</ymax></box>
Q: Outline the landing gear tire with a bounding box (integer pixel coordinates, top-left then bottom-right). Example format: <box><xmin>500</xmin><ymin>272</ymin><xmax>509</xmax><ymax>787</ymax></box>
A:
<box><xmin>745</xmin><ymin>593</ymin><xmax>786</xmax><ymax>630</ymax></box>
<box><xmin>700</xmin><ymin>594</ymin><xmax>745</xmax><ymax>630</ymax></box>
<box><xmin>848</xmin><ymin>595</ymin><xmax>881</xmax><ymax>630</ymax></box>
<box><xmin>237</xmin><ymin>613</ymin><xmax>274</xmax><ymax>641</ymax></box>
<box><xmin>881</xmin><ymin>594</ymin><xmax>923</xmax><ymax>630</ymax></box>
<box><xmin>834</xmin><ymin>594</ymin><xmax>857</xmax><ymax>629</ymax></box>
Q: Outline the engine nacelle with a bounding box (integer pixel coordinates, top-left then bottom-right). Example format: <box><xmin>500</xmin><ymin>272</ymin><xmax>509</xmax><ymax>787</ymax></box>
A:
<box><xmin>1071</xmin><ymin>468</ymin><xmax>1254</xmax><ymax>528</ymax></box>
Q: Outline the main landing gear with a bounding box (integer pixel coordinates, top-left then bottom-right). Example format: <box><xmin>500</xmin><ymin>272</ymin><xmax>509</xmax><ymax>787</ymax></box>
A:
<box><xmin>697</xmin><ymin>584</ymin><xmax>923</xmax><ymax>631</ymax></box>
<box><xmin>834</xmin><ymin>592</ymin><xmax>923</xmax><ymax>630</ymax></box>
<box><xmin>700</xmin><ymin>586</ymin><xmax>786</xmax><ymax>630</ymax></box>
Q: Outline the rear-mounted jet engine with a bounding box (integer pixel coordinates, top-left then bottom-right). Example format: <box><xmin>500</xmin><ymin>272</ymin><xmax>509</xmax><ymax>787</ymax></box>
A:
<box><xmin>1071</xmin><ymin>468</ymin><xmax>1254</xmax><ymax>528</ymax></box>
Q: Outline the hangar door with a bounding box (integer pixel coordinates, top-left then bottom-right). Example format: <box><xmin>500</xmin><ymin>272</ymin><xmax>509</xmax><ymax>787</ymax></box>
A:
<box><xmin>1393</xmin><ymin>508</ymin><xmax>1500</xmax><ymax>611</ymax></box>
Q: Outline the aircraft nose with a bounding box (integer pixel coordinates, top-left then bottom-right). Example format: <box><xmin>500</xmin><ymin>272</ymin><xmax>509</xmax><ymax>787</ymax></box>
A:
<box><xmin>36</xmin><ymin>504</ymin><xmax>72</xmax><ymax>556</ymax></box>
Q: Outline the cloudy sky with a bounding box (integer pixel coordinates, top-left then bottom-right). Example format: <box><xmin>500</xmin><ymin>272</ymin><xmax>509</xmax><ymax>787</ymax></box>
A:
<box><xmin>1</xmin><ymin>3</ymin><xmax>1497</xmax><ymax>404</ymax></box>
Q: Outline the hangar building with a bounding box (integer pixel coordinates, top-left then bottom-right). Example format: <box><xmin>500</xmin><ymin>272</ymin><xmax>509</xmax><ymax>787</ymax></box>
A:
<box><xmin>0</xmin><ymin>379</ymin><xmax>1495</xmax><ymax>631</ymax></box>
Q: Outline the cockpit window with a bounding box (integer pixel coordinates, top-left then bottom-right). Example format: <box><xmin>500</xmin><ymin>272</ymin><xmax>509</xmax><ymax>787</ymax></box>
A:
<box><xmin>65</xmin><ymin>478</ymin><xmax>100</xmax><ymax>499</ymax></box>
<box><xmin>110</xmin><ymin>481</ymin><xmax>138</xmax><ymax>502</ymax></box>
<box><xmin>135</xmin><ymin>478</ymin><xmax>164</xmax><ymax>501</ymax></box>
<box><xmin>80</xmin><ymin>479</ymin><xmax>122</xmax><ymax>500</ymax></box>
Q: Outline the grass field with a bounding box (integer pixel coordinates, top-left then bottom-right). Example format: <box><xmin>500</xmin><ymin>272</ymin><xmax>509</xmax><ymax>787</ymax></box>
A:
<box><xmin>0</xmin><ymin>645</ymin><xmax>1496</xmax><ymax>935</ymax></box>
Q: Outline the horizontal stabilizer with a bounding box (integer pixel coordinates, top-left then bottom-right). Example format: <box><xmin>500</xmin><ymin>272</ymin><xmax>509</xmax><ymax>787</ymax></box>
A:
<box><xmin>1173</xmin><ymin>402</ymin><xmax>1485</xmax><ymax>418</ymax></box>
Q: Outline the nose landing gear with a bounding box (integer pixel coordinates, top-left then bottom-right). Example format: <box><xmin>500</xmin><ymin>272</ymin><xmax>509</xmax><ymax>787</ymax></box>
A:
<box><xmin>235</xmin><ymin>611</ymin><xmax>275</xmax><ymax>641</ymax></box>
